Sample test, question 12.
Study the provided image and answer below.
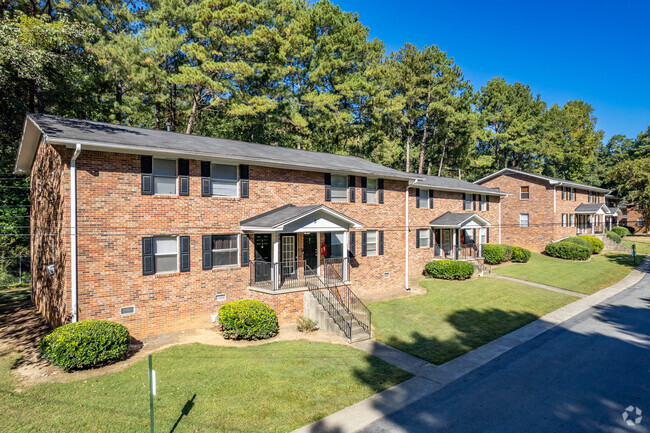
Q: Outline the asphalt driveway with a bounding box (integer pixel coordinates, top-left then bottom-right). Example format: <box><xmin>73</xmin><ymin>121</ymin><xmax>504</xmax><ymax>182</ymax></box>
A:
<box><xmin>359</xmin><ymin>273</ymin><xmax>650</xmax><ymax>433</ymax></box>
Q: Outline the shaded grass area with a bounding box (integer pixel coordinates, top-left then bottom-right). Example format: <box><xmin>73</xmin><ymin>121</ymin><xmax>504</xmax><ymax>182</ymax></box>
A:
<box><xmin>622</xmin><ymin>236</ymin><xmax>650</xmax><ymax>255</ymax></box>
<box><xmin>369</xmin><ymin>278</ymin><xmax>576</xmax><ymax>365</ymax></box>
<box><xmin>494</xmin><ymin>252</ymin><xmax>644</xmax><ymax>295</ymax></box>
<box><xmin>0</xmin><ymin>341</ymin><xmax>411</xmax><ymax>432</ymax></box>
<box><xmin>0</xmin><ymin>287</ymin><xmax>30</xmax><ymax>304</ymax></box>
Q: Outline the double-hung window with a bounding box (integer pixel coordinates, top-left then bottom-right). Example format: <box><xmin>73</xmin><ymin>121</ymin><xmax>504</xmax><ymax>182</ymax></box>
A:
<box><xmin>570</xmin><ymin>214</ymin><xmax>575</xmax><ymax>227</ymax></box>
<box><xmin>419</xmin><ymin>189</ymin><xmax>429</xmax><ymax>208</ymax></box>
<box><xmin>562</xmin><ymin>214</ymin><xmax>567</xmax><ymax>227</ymax></box>
<box><xmin>366</xmin><ymin>231</ymin><xmax>378</xmax><ymax>256</ymax></box>
<box><xmin>480</xmin><ymin>194</ymin><xmax>487</xmax><ymax>211</ymax></box>
<box><xmin>571</xmin><ymin>188</ymin><xmax>576</xmax><ymax>201</ymax></box>
<box><xmin>367</xmin><ymin>178</ymin><xmax>378</xmax><ymax>204</ymax></box>
<box><xmin>331</xmin><ymin>175</ymin><xmax>348</xmax><ymax>202</ymax></box>
<box><xmin>639</xmin><ymin>218</ymin><xmax>645</xmax><ymax>227</ymax></box>
<box><xmin>479</xmin><ymin>228</ymin><xmax>487</xmax><ymax>244</ymax></box>
<box><xmin>330</xmin><ymin>233</ymin><xmax>344</xmax><ymax>257</ymax></box>
<box><xmin>154</xmin><ymin>236</ymin><xmax>178</xmax><ymax>273</ymax></box>
<box><xmin>463</xmin><ymin>193</ymin><xmax>472</xmax><ymax>210</ymax></box>
<box><xmin>153</xmin><ymin>159</ymin><xmax>177</xmax><ymax>195</ymax></box>
<box><xmin>417</xmin><ymin>229</ymin><xmax>429</xmax><ymax>248</ymax></box>
<box><xmin>520</xmin><ymin>186</ymin><xmax>530</xmax><ymax>200</ymax></box>
<box><xmin>520</xmin><ymin>213</ymin><xmax>530</xmax><ymax>228</ymax></box>
<box><xmin>211</xmin><ymin>164</ymin><xmax>238</xmax><ymax>197</ymax></box>
<box><xmin>212</xmin><ymin>234</ymin><xmax>238</xmax><ymax>267</ymax></box>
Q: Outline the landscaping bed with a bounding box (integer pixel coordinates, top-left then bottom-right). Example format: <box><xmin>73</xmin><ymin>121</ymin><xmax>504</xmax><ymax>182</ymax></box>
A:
<box><xmin>369</xmin><ymin>278</ymin><xmax>577</xmax><ymax>365</ymax></box>
<box><xmin>494</xmin><ymin>252</ymin><xmax>644</xmax><ymax>295</ymax></box>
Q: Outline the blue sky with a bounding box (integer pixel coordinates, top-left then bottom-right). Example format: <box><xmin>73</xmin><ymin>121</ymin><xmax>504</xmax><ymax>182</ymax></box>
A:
<box><xmin>334</xmin><ymin>0</ymin><xmax>650</xmax><ymax>142</ymax></box>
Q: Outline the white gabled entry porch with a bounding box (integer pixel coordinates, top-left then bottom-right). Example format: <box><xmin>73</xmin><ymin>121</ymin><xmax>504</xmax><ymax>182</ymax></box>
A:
<box><xmin>429</xmin><ymin>212</ymin><xmax>491</xmax><ymax>260</ymax></box>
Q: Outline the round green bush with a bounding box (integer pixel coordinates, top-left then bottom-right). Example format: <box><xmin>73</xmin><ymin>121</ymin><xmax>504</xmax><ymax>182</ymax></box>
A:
<box><xmin>482</xmin><ymin>244</ymin><xmax>507</xmax><ymax>264</ymax></box>
<box><xmin>564</xmin><ymin>237</ymin><xmax>593</xmax><ymax>254</ymax></box>
<box><xmin>576</xmin><ymin>235</ymin><xmax>604</xmax><ymax>254</ymax></box>
<box><xmin>606</xmin><ymin>231</ymin><xmax>622</xmax><ymax>243</ymax></box>
<box><xmin>620</xmin><ymin>225</ymin><xmax>635</xmax><ymax>235</ymax></box>
<box><xmin>511</xmin><ymin>246</ymin><xmax>532</xmax><ymax>263</ymax></box>
<box><xmin>39</xmin><ymin>320</ymin><xmax>130</xmax><ymax>371</ymax></box>
<box><xmin>612</xmin><ymin>226</ymin><xmax>630</xmax><ymax>238</ymax></box>
<box><xmin>500</xmin><ymin>244</ymin><xmax>514</xmax><ymax>261</ymax></box>
<box><xmin>424</xmin><ymin>259</ymin><xmax>474</xmax><ymax>280</ymax></box>
<box><xmin>219</xmin><ymin>300</ymin><xmax>279</xmax><ymax>340</ymax></box>
<box><xmin>544</xmin><ymin>241</ymin><xmax>591</xmax><ymax>261</ymax></box>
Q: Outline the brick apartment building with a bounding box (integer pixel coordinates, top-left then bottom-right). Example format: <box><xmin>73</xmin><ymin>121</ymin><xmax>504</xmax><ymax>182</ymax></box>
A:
<box><xmin>16</xmin><ymin>114</ymin><xmax>506</xmax><ymax>339</ymax></box>
<box><xmin>475</xmin><ymin>168</ymin><xmax>622</xmax><ymax>251</ymax></box>
<box><xmin>622</xmin><ymin>203</ymin><xmax>648</xmax><ymax>234</ymax></box>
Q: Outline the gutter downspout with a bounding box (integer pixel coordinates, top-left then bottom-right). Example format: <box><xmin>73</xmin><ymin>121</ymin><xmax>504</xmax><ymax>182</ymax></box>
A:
<box><xmin>70</xmin><ymin>144</ymin><xmax>82</xmax><ymax>323</ymax></box>
<box><xmin>498</xmin><ymin>199</ymin><xmax>502</xmax><ymax>244</ymax></box>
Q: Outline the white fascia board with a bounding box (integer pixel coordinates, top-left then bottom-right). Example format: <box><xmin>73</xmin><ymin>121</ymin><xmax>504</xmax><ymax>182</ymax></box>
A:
<box><xmin>418</xmin><ymin>184</ymin><xmax>507</xmax><ymax>197</ymax></box>
<box><xmin>278</xmin><ymin>206</ymin><xmax>364</xmax><ymax>230</ymax></box>
<box><xmin>14</xmin><ymin>117</ymin><xmax>45</xmax><ymax>174</ymax></box>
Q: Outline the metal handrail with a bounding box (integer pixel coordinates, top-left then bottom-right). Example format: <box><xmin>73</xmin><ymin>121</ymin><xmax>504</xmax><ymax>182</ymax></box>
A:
<box><xmin>322</xmin><ymin>261</ymin><xmax>372</xmax><ymax>337</ymax></box>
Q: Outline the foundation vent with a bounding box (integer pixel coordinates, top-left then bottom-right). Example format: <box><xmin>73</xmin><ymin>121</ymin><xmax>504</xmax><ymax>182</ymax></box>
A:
<box><xmin>384</xmin><ymin>272</ymin><xmax>390</xmax><ymax>278</ymax></box>
<box><xmin>215</xmin><ymin>293</ymin><xmax>227</xmax><ymax>302</ymax></box>
<box><xmin>120</xmin><ymin>306</ymin><xmax>135</xmax><ymax>316</ymax></box>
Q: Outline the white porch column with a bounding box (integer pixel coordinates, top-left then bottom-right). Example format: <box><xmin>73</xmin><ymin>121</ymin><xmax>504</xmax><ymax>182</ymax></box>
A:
<box><xmin>602</xmin><ymin>216</ymin><xmax>606</xmax><ymax>234</ymax></box>
<box><xmin>591</xmin><ymin>215</ymin><xmax>595</xmax><ymax>234</ymax></box>
<box><xmin>452</xmin><ymin>229</ymin><xmax>458</xmax><ymax>259</ymax></box>
<box><xmin>272</xmin><ymin>233</ymin><xmax>279</xmax><ymax>291</ymax></box>
<box><xmin>316</xmin><ymin>232</ymin><xmax>321</xmax><ymax>276</ymax></box>
<box><xmin>342</xmin><ymin>231</ymin><xmax>349</xmax><ymax>281</ymax></box>
<box><xmin>609</xmin><ymin>217</ymin><xmax>613</xmax><ymax>231</ymax></box>
<box><xmin>478</xmin><ymin>228</ymin><xmax>483</xmax><ymax>257</ymax></box>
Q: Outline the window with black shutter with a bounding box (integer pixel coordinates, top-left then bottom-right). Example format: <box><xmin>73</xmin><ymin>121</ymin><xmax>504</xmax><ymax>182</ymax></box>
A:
<box><xmin>378</xmin><ymin>230</ymin><xmax>384</xmax><ymax>255</ymax></box>
<box><xmin>349</xmin><ymin>175</ymin><xmax>356</xmax><ymax>202</ymax></box>
<box><xmin>240</xmin><ymin>165</ymin><xmax>249</xmax><ymax>198</ymax></box>
<box><xmin>428</xmin><ymin>189</ymin><xmax>434</xmax><ymax>209</ymax></box>
<box><xmin>202</xmin><ymin>235</ymin><xmax>212</xmax><ymax>269</ymax></box>
<box><xmin>361</xmin><ymin>231</ymin><xmax>367</xmax><ymax>256</ymax></box>
<box><xmin>429</xmin><ymin>228</ymin><xmax>434</xmax><ymax>247</ymax></box>
<box><xmin>324</xmin><ymin>173</ymin><xmax>331</xmax><ymax>201</ymax></box>
<box><xmin>415</xmin><ymin>188</ymin><xmax>420</xmax><ymax>208</ymax></box>
<box><xmin>142</xmin><ymin>237</ymin><xmax>154</xmax><ymax>275</ymax></box>
<box><xmin>361</xmin><ymin>177</ymin><xmax>367</xmax><ymax>203</ymax></box>
<box><xmin>201</xmin><ymin>162</ymin><xmax>211</xmax><ymax>197</ymax></box>
<box><xmin>378</xmin><ymin>179</ymin><xmax>384</xmax><ymax>203</ymax></box>
<box><xmin>349</xmin><ymin>231</ymin><xmax>356</xmax><ymax>257</ymax></box>
<box><xmin>178</xmin><ymin>159</ymin><xmax>189</xmax><ymax>196</ymax></box>
<box><xmin>179</xmin><ymin>236</ymin><xmax>190</xmax><ymax>272</ymax></box>
<box><xmin>241</xmin><ymin>234</ymin><xmax>249</xmax><ymax>267</ymax></box>
<box><xmin>141</xmin><ymin>156</ymin><xmax>153</xmax><ymax>195</ymax></box>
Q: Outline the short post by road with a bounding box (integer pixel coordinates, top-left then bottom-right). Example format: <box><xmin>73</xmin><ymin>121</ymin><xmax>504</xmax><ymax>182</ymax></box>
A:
<box><xmin>149</xmin><ymin>354</ymin><xmax>156</xmax><ymax>433</ymax></box>
<box><xmin>632</xmin><ymin>244</ymin><xmax>636</xmax><ymax>266</ymax></box>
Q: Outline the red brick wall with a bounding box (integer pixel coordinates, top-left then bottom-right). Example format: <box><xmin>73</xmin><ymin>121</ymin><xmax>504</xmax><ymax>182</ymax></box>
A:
<box><xmin>407</xmin><ymin>189</ymin><xmax>501</xmax><ymax>275</ymax></box>
<box><xmin>34</xmin><ymin>148</ymin><xmax>409</xmax><ymax>338</ymax></box>
<box><xmin>625</xmin><ymin>204</ymin><xmax>648</xmax><ymax>233</ymax></box>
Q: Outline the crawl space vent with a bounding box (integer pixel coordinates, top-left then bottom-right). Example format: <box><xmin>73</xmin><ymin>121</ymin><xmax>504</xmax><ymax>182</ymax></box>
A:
<box><xmin>384</xmin><ymin>272</ymin><xmax>390</xmax><ymax>278</ymax></box>
<box><xmin>215</xmin><ymin>293</ymin><xmax>227</xmax><ymax>302</ymax></box>
<box><xmin>120</xmin><ymin>306</ymin><xmax>135</xmax><ymax>316</ymax></box>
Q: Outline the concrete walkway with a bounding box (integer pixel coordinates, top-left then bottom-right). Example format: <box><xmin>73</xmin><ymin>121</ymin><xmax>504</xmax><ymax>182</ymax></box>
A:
<box><xmin>485</xmin><ymin>273</ymin><xmax>588</xmax><ymax>298</ymax></box>
<box><xmin>292</xmin><ymin>256</ymin><xmax>650</xmax><ymax>433</ymax></box>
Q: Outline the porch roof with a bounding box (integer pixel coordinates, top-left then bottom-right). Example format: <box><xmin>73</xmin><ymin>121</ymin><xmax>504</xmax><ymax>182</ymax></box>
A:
<box><xmin>240</xmin><ymin>204</ymin><xmax>363</xmax><ymax>233</ymax></box>
<box><xmin>429</xmin><ymin>212</ymin><xmax>490</xmax><ymax>229</ymax></box>
<box><xmin>606</xmin><ymin>206</ymin><xmax>623</xmax><ymax>216</ymax></box>
<box><xmin>574</xmin><ymin>203</ymin><xmax>611</xmax><ymax>215</ymax></box>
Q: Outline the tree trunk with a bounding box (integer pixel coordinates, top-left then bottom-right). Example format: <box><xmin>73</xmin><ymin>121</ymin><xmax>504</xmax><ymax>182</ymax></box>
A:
<box><xmin>438</xmin><ymin>136</ymin><xmax>448</xmax><ymax>176</ymax></box>
<box><xmin>405</xmin><ymin>116</ymin><xmax>415</xmax><ymax>172</ymax></box>
<box><xmin>418</xmin><ymin>85</ymin><xmax>432</xmax><ymax>174</ymax></box>
<box><xmin>115</xmin><ymin>82</ymin><xmax>123</xmax><ymax>122</ymax></box>
<box><xmin>186</xmin><ymin>88</ymin><xmax>199</xmax><ymax>135</ymax></box>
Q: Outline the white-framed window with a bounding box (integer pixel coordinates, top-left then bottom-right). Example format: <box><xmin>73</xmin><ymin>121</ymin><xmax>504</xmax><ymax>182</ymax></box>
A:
<box><xmin>463</xmin><ymin>193</ymin><xmax>472</xmax><ymax>210</ymax></box>
<box><xmin>154</xmin><ymin>236</ymin><xmax>178</xmax><ymax>273</ymax></box>
<box><xmin>480</xmin><ymin>194</ymin><xmax>487</xmax><ymax>211</ymax></box>
<box><xmin>419</xmin><ymin>189</ymin><xmax>429</xmax><ymax>208</ymax></box>
<box><xmin>571</xmin><ymin>188</ymin><xmax>576</xmax><ymax>201</ymax></box>
<box><xmin>366</xmin><ymin>230</ymin><xmax>378</xmax><ymax>256</ymax></box>
<box><xmin>570</xmin><ymin>214</ymin><xmax>575</xmax><ymax>227</ymax></box>
<box><xmin>562</xmin><ymin>214</ymin><xmax>567</xmax><ymax>227</ymax></box>
<box><xmin>367</xmin><ymin>178</ymin><xmax>378</xmax><ymax>204</ymax></box>
<box><xmin>463</xmin><ymin>228</ymin><xmax>474</xmax><ymax>245</ymax></box>
<box><xmin>417</xmin><ymin>229</ymin><xmax>429</xmax><ymax>248</ymax></box>
<box><xmin>331</xmin><ymin>174</ymin><xmax>348</xmax><ymax>202</ymax></box>
<box><xmin>212</xmin><ymin>234</ymin><xmax>239</xmax><ymax>267</ymax></box>
<box><xmin>211</xmin><ymin>164</ymin><xmax>238</xmax><ymax>197</ymax></box>
<box><xmin>520</xmin><ymin>213</ymin><xmax>530</xmax><ymax>228</ymax></box>
<box><xmin>330</xmin><ymin>233</ymin><xmax>344</xmax><ymax>257</ymax></box>
<box><xmin>479</xmin><ymin>227</ymin><xmax>487</xmax><ymax>244</ymax></box>
<box><xmin>520</xmin><ymin>186</ymin><xmax>529</xmax><ymax>200</ymax></box>
<box><xmin>153</xmin><ymin>158</ymin><xmax>177</xmax><ymax>195</ymax></box>
<box><xmin>639</xmin><ymin>218</ymin><xmax>645</xmax><ymax>227</ymax></box>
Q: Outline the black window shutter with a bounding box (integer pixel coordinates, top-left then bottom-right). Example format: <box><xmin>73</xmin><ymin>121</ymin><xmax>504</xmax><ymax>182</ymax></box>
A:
<box><xmin>430</xmin><ymin>228</ymin><xmax>434</xmax><ymax>247</ymax></box>
<box><xmin>201</xmin><ymin>162</ymin><xmax>211</xmax><ymax>197</ymax></box>
<box><xmin>378</xmin><ymin>179</ymin><xmax>384</xmax><ymax>204</ymax></box>
<box><xmin>415</xmin><ymin>188</ymin><xmax>420</xmax><ymax>208</ymax></box>
<box><xmin>240</xmin><ymin>165</ymin><xmax>249</xmax><ymax>198</ymax></box>
<box><xmin>142</xmin><ymin>237</ymin><xmax>154</xmax><ymax>275</ymax></box>
<box><xmin>473</xmin><ymin>194</ymin><xmax>478</xmax><ymax>211</ymax></box>
<box><xmin>429</xmin><ymin>189</ymin><xmax>434</xmax><ymax>209</ymax></box>
<box><xmin>361</xmin><ymin>231</ymin><xmax>367</xmax><ymax>256</ymax></box>
<box><xmin>178</xmin><ymin>159</ymin><xmax>190</xmax><ymax>196</ymax></box>
<box><xmin>434</xmin><ymin>230</ymin><xmax>441</xmax><ymax>256</ymax></box>
<box><xmin>349</xmin><ymin>175</ymin><xmax>356</xmax><ymax>202</ymax></box>
<box><xmin>324</xmin><ymin>173</ymin><xmax>331</xmax><ymax>201</ymax></box>
<box><xmin>486</xmin><ymin>227</ymin><xmax>490</xmax><ymax>244</ymax></box>
<box><xmin>324</xmin><ymin>233</ymin><xmax>332</xmax><ymax>258</ymax></box>
<box><xmin>241</xmin><ymin>234</ymin><xmax>249</xmax><ymax>267</ymax></box>
<box><xmin>361</xmin><ymin>177</ymin><xmax>367</xmax><ymax>203</ymax></box>
<box><xmin>378</xmin><ymin>230</ymin><xmax>384</xmax><ymax>255</ymax></box>
<box><xmin>141</xmin><ymin>156</ymin><xmax>153</xmax><ymax>195</ymax></box>
<box><xmin>202</xmin><ymin>235</ymin><xmax>212</xmax><ymax>270</ymax></box>
<box><xmin>416</xmin><ymin>230</ymin><xmax>420</xmax><ymax>248</ymax></box>
<box><xmin>349</xmin><ymin>231</ymin><xmax>356</xmax><ymax>257</ymax></box>
<box><xmin>180</xmin><ymin>236</ymin><xmax>190</xmax><ymax>272</ymax></box>
<box><xmin>486</xmin><ymin>195</ymin><xmax>490</xmax><ymax>211</ymax></box>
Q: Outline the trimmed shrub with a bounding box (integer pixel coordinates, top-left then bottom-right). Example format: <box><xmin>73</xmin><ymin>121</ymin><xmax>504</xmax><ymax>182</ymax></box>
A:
<box><xmin>612</xmin><ymin>226</ymin><xmax>630</xmax><ymax>238</ymax></box>
<box><xmin>511</xmin><ymin>246</ymin><xmax>532</xmax><ymax>263</ymax></box>
<box><xmin>482</xmin><ymin>244</ymin><xmax>507</xmax><ymax>265</ymax></box>
<box><xmin>297</xmin><ymin>316</ymin><xmax>319</xmax><ymax>333</ymax></box>
<box><xmin>39</xmin><ymin>320</ymin><xmax>130</xmax><ymax>371</ymax></box>
<box><xmin>564</xmin><ymin>236</ymin><xmax>593</xmax><ymax>254</ymax></box>
<box><xmin>219</xmin><ymin>300</ymin><xmax>279</xmax><ymax>340</ymax></box>
<box><xmin>500</xmin><ymin>244</ymin><xmax>514</xmax><ymax>261</ymax></box>
<box><xmin>424</xmin><ymin>259</ymin><xmax>474</xmax><ymax>280</ymax></box>
<box><xmin>545</xmin><ymin>241</ymin><xmax>591</xmax><ymax>261</ymax></box>
<box><xmin>620</xmin><ymin>225</ymin><xmax>635</xmax><ymax>235</ymax></box>
<box><xmin>576</xmin><ymin>235</ymin><xmax>604</xmax><ymax>254</ymax></box>
<box><xmin>606</xmin><ymin>231</ymin><xmax>622</xmax><ymax>243</ymax></box>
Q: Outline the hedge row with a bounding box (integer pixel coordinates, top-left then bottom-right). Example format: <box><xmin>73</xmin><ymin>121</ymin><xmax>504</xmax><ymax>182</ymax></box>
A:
<box><xmin>606</xmin><ymin>231</ymin><xmax>622</xmax><ymax>243</ymax></box>
<box><xmin>576</xmin><ymin>235</ymin><xmax>604</xmax><ymax>253</ymax></box>
<box><xmin>483</xmin><ymin>244</ymin><xmax>531</xmax><ymax>265</ymax></box>
<box><xmin>544</xmin><ymin>241</ymin><xmax>591</xmax><ymax>261</ymax></box>
<box><xmin>425</xmin><ymin>259</ymin><xmax>475</xmax><ymax>280</ymax></box>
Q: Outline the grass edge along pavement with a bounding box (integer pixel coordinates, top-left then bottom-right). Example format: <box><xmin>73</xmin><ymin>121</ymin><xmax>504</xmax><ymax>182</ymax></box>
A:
<box><xmin>368</xmin><ymin>277</ymin><xmax>578</xmax><ymax>365</ymax></box>
<box><xmin>0</xmin><ymin>341</ymin><xmax>411</xmax><ymax>432</ymax></box>
<box><xmin>494</xmin><ymin>252</ymin><xmax>645</xmax><ymax>295</ymax></box>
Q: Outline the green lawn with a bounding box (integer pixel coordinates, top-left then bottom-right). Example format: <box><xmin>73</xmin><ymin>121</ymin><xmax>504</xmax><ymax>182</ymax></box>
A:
<box><xmin>369</xmin><ymin>278</ymin><xmax>577</xmax><ymax>365</ymax></box>
<box><xmin>0</xmin><ymin>342</ymin><xmax>410</xmax><ymax>432</ymax></box>
<box><xmin>494</xmin><ymin>252</ymin><xmax>643</xmax><ymax>295</ymax></box>
<box><xmin>0</xmin><ymin>287</ymin><xmax>30</xmax><ymax>304</ymax></box>
<box><xmin>622</xmin><ymin>235</ymin><xmax>650</xmax><ymax>255</ymax></box>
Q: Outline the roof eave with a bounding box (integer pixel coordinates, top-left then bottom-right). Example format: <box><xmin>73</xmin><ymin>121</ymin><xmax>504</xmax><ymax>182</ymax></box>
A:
<box><xmin>14</xmin><ymin>116</ymin><xmax>45</xmax><ymax>174</ymax></box>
